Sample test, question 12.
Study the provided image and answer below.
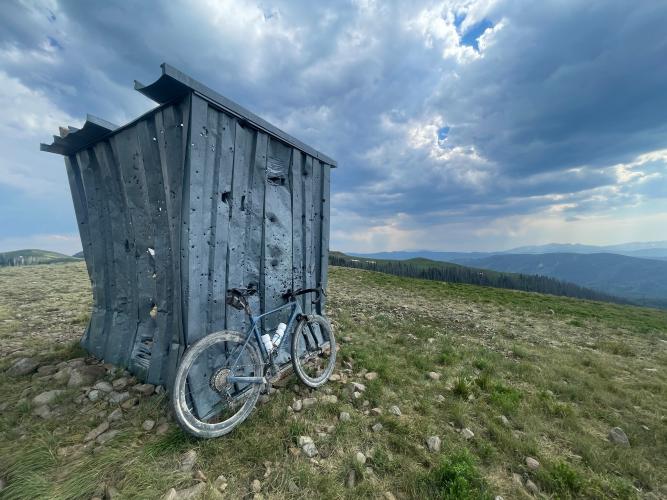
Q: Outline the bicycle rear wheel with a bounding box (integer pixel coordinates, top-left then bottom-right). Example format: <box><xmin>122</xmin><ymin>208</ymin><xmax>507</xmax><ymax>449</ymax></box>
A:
<box><xmin>291</xmin><ymin>314</ymin><xmax>336</xmax><ymax>388</ymax></box>
<box><xmin>172</xmin><ymin>331</ymin><xmax>263</xmax><ymax>438</ymax></box>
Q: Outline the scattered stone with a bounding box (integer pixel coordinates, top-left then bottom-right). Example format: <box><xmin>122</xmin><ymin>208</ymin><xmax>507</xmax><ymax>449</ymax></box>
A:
<box><xmin>68</xmin><ymin>365</ymin><xmax>106</xmax><ymax>388</ymax></box>
<box><xmin>525</xmin><ymin>457</ymin><xmax>540</xmax><ymax>470</ymax></box>
<box><xmin>461</xmin><ymin>428</ymin><xmax>475</xmax><ymax>440</ymax></box>
<box><xmin>112</xmin><ymin>377</ymin><xmax>129</xmax><ymax>390</ymax></box>
<box><xmin>389</xmin><ymin>405</ymin><xmax>401</xmax><ymax>416</ymax></box>
<box><xmin>355</xmin><ymin>451</ymin><xmax>366</xmax><ymax>465</ymax></box>
<box><xmin>292</xmin><ymin>399</ymin><xmax>303</xmax><ymax>412</ymax></box>
<box><xmin>214</xmin><ymin>474</ymin><xmax>228</xmax><ymax>492</ymax></box>
<box><xmin>342</xmin><ymin>336</ymin><xmax>353</xmax><ymax>343</ymax></box>
<box><xmin>525</xmin><ymin>479</ymin><xmax>539</xmax><ymax>494</ymax></box>
<box><xmin>353</xmin><ymin>391</ymin><xmax>362</xmax><ymax>400</ymax></box>
<box><xmin>350</xmin><ymin>382</ymin><xmax>366</xmax><ymax>392</ymax></box>
<box><xmin>94</xmin><ymin>381</ymin><xmax>113</xmax><ymax>393</ymax></box>
<box><xmin>7</xmin><ymin>357</ymin><xmax>38</xmax><ymax>377</ymax></box>
<box><xmin>512</xmin><ymin>473</ymin><xmax>523</xmax><ymax>486</ymax></box>
<box><xmin>155</xmin><ymin>385</ymin><xmax>166</xmax><ymax>395</ymax></box>
<box><xmin>371</xmin><ymin>407</ymin><xmax>383</xmax><ymax>416</ymax></box>
<box><xmin>302</xmin><ymin>397</ymin><xmax>317</xmax><ymax>408</ymax></box>
<box><xmin>608</xmin><ymin>427</ymin><xmax>630</xmax><ymax>447</ymax></box>
<box><xmin>495</xmin><ymin>496</ymin><xmax>504</xmax><ymax>500</ymax></box>
<box><xmin>132</xmin><ymin>383</ymin><xmax>155</xmax><ymax>396</ymax></box>
<box><xmin>107</xmin><ymin>408</ymin><xmax>123</xmax><ymax>421</ymax></box>
<box><xmin>121</xmin><ymin>397</ymin><xmax>139</xmax><ymax>409</ymax></box>
<box><xmin>142</xmin><ymin>419</ymin><xmax>155</xmax><ymax>431</ymax></box>
<box><xmin>372</xmin><ymin>423</ymin><xmax>383</xmax><ymax>432</ymax></box>
<box><xmin>364</xmin><ymin>372</ymin><xmax>378</xmax><ymax>381</ymax></box>
<box><xmin>302</xmin><ymin>442</ymin><xmax>318</xmax><ymax>458</ymax></box>
<box><xmin>53</xmin><ymin>368</ymin><xmax>71</xmax><ymax>384</ymax></box>
<box><xmin>192</xmin><ymin>470</ymin><xmax>207</xmax><ymax>482</ymax></box>
<box><xmin>339</xmin><ymin>411</ymin><xmax>351</xmax><ymax>422</ymax></box>
<box><xmin>180</xmin><ymin>450</ymin><xmax>197</xmax><ymax>472</ymax></box>
<box><xmin>37</xmin><ymin>365</ymin><xmax>57</xmax><ymax>376</ymax></box>
<box><xmin>499</xmin><ymin>415</ymin><xmax>510</xmax><ymax>427</ymax></box>
<box><xmin>427</xmin><ymin>371</ymin><xmax>441</xmax><ymax>380</ymax></box>
<box><xmin>320</xmin><ymin>394</ymin><xmax>338</xmax><ymax>404</ymax></box>
<box><xmin>88</xmin><ymin>390</ymin><xmax>101</xmax><ymax>402</ymax></box>
<box><xmin>329</xmin><ymin>373</ymin><xmax>341</xmax><ymax>382</ymax></box>
<box><xmin>259</xmin><ymin>395</ymin><xmax>270</xmax><ymax>404</ymax></box>
<box><xmin>108</xmin><ymin>391</ymin><xmax>130</xmax><ymax>404</ymax></box>
<box><xmin>346</xmin><ymin>469</ymin><xmax>356</xmax><ymax>489</ymax></box>
<box><xmin>33</xmin><ymin>405</ymin><xmax>52</xmax><ymax>419</ymax></box>
<box><xmin>384</xmin><ymin>492</ymin><xmax>396</xmax><ymax>500</ymax></box>
<box><xmin>156</xmin><ymin>422</ymin><xmax>169</xmax><ymax>435</ymax></box>
<box><xmin>435</xmin><ymin>394</ymin><xmax>446</xmax><ymax>402</ymax></box>
<box><xmin>251</xmin><ymin>479</ymin><xmax>262</xmax><ymax>493</ymax></box>
<box><xmin>426</xmin><ymin>436</ymin><xmax>441</xmax><ymax>452</ymax></box>
<box><xmin>85</xmin><ymin>421</ymin><xmax>110</xmax><ymax>442</ymax></box>
<box><xmin>96</xmin><ymin>430</ymin><xmax>119</xmax><ymax>444</ymax></box>
<box><xmin>33</xmin><ymin>389</ymin><xmax>64</xmax><ymax>406</ymax></box>
<box><xmin>161</xmin><ymin>483</ymin><xmax>205</xmax><ymax>500</ymax></box>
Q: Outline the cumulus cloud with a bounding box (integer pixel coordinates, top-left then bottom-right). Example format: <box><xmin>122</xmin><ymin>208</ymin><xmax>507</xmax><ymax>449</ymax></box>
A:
<box><xmin>0</xmin><ymin>0</ymin><xmax>666</xmax><ymax>252</ymax></box>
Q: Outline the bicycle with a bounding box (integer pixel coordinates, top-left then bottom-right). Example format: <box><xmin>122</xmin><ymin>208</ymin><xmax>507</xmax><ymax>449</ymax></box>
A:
<box><xmin>172</xmin><ymin>286</ymin><xmax>336</xmax><ymax>438</ymax></box>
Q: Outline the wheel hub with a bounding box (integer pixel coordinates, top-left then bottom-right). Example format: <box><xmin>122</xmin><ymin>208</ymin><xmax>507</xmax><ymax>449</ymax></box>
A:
<box><xmin>211</xmin><ymin>368</ymin><xmax>232</xmax><ymax>393</ymax></box>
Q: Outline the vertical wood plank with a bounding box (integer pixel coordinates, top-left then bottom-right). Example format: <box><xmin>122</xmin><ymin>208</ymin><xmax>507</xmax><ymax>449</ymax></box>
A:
<box><xmin>319</xmin><ymin>163</ymin><xmax>331</xmax><ymax>312</ymax></box>
<box><xmin>290</xmin><ymin>149</ymin><xmax>304</xmax><ymax>302</ymax></box>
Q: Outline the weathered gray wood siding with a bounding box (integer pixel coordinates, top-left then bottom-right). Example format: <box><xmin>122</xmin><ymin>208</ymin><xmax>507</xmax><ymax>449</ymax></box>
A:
<box><xmin>63</xmin><ymin>92</ymin><xmax>332</xmax><ymax>388</ymax></box>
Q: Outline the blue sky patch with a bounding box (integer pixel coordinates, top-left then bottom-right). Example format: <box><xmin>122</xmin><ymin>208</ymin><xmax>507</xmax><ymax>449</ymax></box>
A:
<box><xmin>460</xmin><ymin>19</ymin><xmax>494</xmax><ymax>50</ymax></box>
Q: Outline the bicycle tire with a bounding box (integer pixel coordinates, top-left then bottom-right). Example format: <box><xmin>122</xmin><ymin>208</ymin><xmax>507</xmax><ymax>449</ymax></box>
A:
<box><xmin>290</xmin><ymin>314</ymin><xmax>336</xmax><ymax>388</ymax></box>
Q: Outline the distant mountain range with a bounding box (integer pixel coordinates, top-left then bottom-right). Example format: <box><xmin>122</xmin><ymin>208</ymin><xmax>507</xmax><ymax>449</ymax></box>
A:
<box><xmin>350</xmin><ymin>241</ymin><xmax>667</xmax><ymax>309</ymax></box>
<box><xmin>0</xmin><ymin>249</ymin><xmax>82</xmax><ymax>267</ymax></box>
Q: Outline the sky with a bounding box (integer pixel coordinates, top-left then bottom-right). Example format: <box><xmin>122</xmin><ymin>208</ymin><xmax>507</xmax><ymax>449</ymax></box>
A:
<box><xmin>1</xmin><ymin>0</ymin><xmax>666</xmax><ymax>255</ymax></box>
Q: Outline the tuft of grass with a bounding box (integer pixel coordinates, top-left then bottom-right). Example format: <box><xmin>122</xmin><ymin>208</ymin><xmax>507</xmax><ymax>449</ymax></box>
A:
<box><xmin>416</xmin><ymin>450</ymin><xmax>491</xmax><ymax>499</ymax></box>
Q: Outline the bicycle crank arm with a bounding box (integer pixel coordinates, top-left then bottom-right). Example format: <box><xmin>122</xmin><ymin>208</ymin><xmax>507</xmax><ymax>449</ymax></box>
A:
<box><xmin>226</xmin><ymin>375</ymin><xmax>267</xmax><ymax>385</ymax></box>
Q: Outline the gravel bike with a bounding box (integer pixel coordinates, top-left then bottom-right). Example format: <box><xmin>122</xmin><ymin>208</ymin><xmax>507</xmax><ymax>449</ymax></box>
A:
<box><xmin>172</xmin><ymin>286</ymin><xmax>336</xmax><ymax>438</ymax></box>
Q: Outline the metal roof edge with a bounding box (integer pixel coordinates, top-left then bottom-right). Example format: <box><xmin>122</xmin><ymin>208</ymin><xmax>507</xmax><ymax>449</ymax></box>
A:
<box><xmin>41</xmin><ymin>114</ymin><xmax>118</xmax><ymax>156</ymax></box>
<box><xmin>137</xmin><ymin>63</ymin><xmax>337</xmax><ymax>167</ymax></box>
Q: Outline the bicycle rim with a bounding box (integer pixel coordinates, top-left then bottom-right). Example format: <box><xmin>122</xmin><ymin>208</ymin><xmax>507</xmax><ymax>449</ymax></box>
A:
<box><xmin>291</xmin><ymin>315</ymin><xmax>336</xmax><ymax>388</ymax></box>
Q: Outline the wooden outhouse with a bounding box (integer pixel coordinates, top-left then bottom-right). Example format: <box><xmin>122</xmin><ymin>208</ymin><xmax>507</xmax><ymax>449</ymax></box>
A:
<box><xmin>41</xmin><ymin>63</ymin><xmax>335</xmax><ymax>389</ymax></box>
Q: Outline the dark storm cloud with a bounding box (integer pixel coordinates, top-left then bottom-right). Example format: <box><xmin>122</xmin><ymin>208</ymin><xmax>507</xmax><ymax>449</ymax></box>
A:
<box><xmin>0</xmin><ymin>0</ymin><xmax>666</xmax><ymax>252</ymax></box>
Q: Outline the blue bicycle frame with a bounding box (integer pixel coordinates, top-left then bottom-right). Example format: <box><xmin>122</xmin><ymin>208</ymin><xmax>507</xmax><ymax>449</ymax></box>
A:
<box><xmin>225</xmin><ymin>299</ymin><xmax>305</xmax><ymax>386</ymax></box>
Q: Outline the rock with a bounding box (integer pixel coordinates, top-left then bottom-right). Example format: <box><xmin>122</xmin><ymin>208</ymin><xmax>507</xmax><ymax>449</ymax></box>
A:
<box><xmin>132</xmin><ymin>383</ymin><xmax>155</xmax><ymax>396</ymax></box>
<box><xmin>33</xmin><ymin>405</ymin><xmax>52</xmax><ymax>419</ymax></box>
<box><xmin>142</xmin><ymin>419</ymin><xmax>155</xmax><ymax>431</ymax></box>
<box><xmin>88</xmin><ymin>390</ymin><xmax>101</xmax><ymax>402</ymax></box>
<box><xmin>495</xmin><ymin>496</ymin><xmax>504</xmax><ymax>500</ymax></box>
<box><xmin>68</xmin><ymin>366</ymin><xmax>106</xmax><ymax>388</ymax></box>
<box><xmin>68</xmin><ymin>358</ymin><xmax>86</xmax><ymax>368</ymax></box>
<box><xmin>161</xmin><ymin>483</ymin><xmax>205</xmax><ymax>500</ymax></box>
<box><xmin>499</xmin><ymin>415</ymin><xmax>510</xmax><ymax>427</ymax></box>
<box><xmin>346</xmin><ymin>469</ymin><xmax>356</xmax><ymax>488</ymax></box>
<box><xmin>7</xmin><ymin>357</ymin><xmax>38</xmax><ymax>376</ymax></box>
<box><xmin>94</xmin><ymin>381</ymin><xmax>113</xmax><ymax>393</ymax></box>
<box><xmin>108</xmin><ymin>391</ymin><xmax>130</xmax><ymax>404</ymax></box>
<box><xmin>155</xmin><ymin>385</ymin><xmax>166</xmax><ymax>395</ymax></box>
<box><xmin>298</xmin><ymin>435</ymin><xmax>313</xmax><ymax>446</ymax></box>
<box><xmin>302</xmin><ymin>442</ymin><xmax>319</xmax><ymax>458</ymax></box>
<box><xmin>389</xmin><ymin>405</ymin><xmax>401</xmax><ymax>416</ymax></box>
<box><xmin>435</xmin><ymin>394</ymin><xmax>446</xmax><ymax>402</ymax></box>
<box><xmin>53</xmin><ymin>368</ymin><xmax>71</xmax><ymax>384</ymax></box>
<box><xmin>251</xmin><ymin>479</ymin><xmax>262</xmax><ymax>493</ymax></box>
<box><xmin>372</xmin><ymin>423</ymin><xmax>383</xmax><ymax>432</ymax></box>
<box><xmin>339</xmin><ymin>411</ymin><xmax>351</xmax><ymax>421</ymax></box>
<box><xmin>121</xmin><ymin>397</ymin><xmax>139</xmax><ymax>409</ymax></box>
<box><xmin>525</xmin><ymin>457</ymin><xmax>540</xmax><ymax>470</ymax></box>
<box><xmin>112</xmin><ymin>377</ymin><xmax>129</xmax><ymax>390</ymax></box>
<box><xmin>329</xmin><ymin>373</ymin><xmax>341</xmax><ymax>382</ymax></box>
<box><xmin>292</xmin><ymin>400</ymin><xmax>303</xmax><ymax>412</ymax></box>
<box><xmin>156</xmin><ymin>422</ymin><xmax>169</xmax><ymax>435</ymax></box>
<box><xmin>96</xmin><ymin>430</ymin><xmax>119</xmax><ymax>444</ymax></box>
<box><xmin>364</xmin><ymin>372</ymin><xmax>378</xmax><ymax>381</ymax></box>
<box><xmin>353</xmin><ymin>391</ymin><xmax>362</xmax><ymax>400</ymax></box>
<box><xmin>85</xmin><ymin>421</ymin><xmax>110</xmax><ymax>442</ymax></box>
<box><xmin>512</xmin><ymin>473</ymin><xmax>523</xmax><ymax>486</ymax></box>
<box><xmin>427</xmin><ymin>372</ymin><xmax>441</xmax><ymax>380</ymax></box>
<box><xmin>180</xmin><ymin>450</ymin><xmax>198</xmax><ymax>472</ymax></box>
<box><xmin>33</xmin><ymin>389</ymin><xmax>64</xmax><ymax>406</ymax></box>
<box><xmin>461</xmin><ymin>428</ymin><xmax>475</xmax><ymax>440</ymax></box>
<box><xmin>193</xmin><ymin>470</ymin><xmax>206</xmax><ymax>482</ymax></box>
<box><xmin>355</xmin><ymin>451</ymin><xmax>366</xmax><ymax>464</ymax></box>
<box><xmin>525</xmin><ymin>479</ymin><xmax>539</xmax><ymax>494</ymax></box>
<box><xmin>371</xmin><ymin>407</ymin><xmax>383</xmax><ymax>416</ymax></box>
<box><xmin>350</xmin><ymin>382</ymin><xmax>366</xmax><ymax>392</ymax></box>
<box><xmin>107</xmin><ymin>408</ymin><xmax>123</xmax><ymax>421</ymax></box>
<box><xmin>302</xmin><ymin>397</ymin><xmax>317</xmax><ymax>408</ymax></box>
<box><xmin>37</xmin><ymin>365</ymin><xmax>57</xmax><ymax>376</ymax></box>
<box><xmin>426</xmin><ymin>435</ymin><xmax>441</xmax><ymax>452</ymax></box>
<box><xmin>608</xmin><ymin>427</ymin><xmax>630</xmax><ymax>447</ymax></box>
<box><xmin>106</xmin><ymin>485</ymin><xmax>119</xmax><ymax>498</ymax></box>
<box><xmin>342</xmin><ymin>336</ymin><xmax>353</xmax><ymax>343</ymax></box>
<box><xmin>259</xmin><ymin>395</ymin><xmax>270</xmax><ymax>405</ymax></box>
<box><xmin>214</xmin><ymin>474</ymin><xmax>228</xmax><ymax>492</ymax></box>
<box><xmin>321</xmin><ymin>395</ymin><xmax>338</xmax><ymax>404</ymax></box>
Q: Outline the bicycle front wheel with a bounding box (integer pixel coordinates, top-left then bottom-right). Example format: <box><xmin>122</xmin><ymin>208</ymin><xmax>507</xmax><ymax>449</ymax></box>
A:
<box><xmin>172</xmin><ymin>331</ymin><xmax>263</xmax><ymax>438</ymax></box>
<box><xmin>291</xmin><ymin>314</ymin><xmax>336</xmax><ymax>388</ymax></box>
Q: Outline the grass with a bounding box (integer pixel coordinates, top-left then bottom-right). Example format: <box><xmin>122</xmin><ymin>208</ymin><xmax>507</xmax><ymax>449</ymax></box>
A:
<box><xmin>0</xmin><ymin>263</ymin><xmax>666</xmax><ymax>498</ymax></box>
